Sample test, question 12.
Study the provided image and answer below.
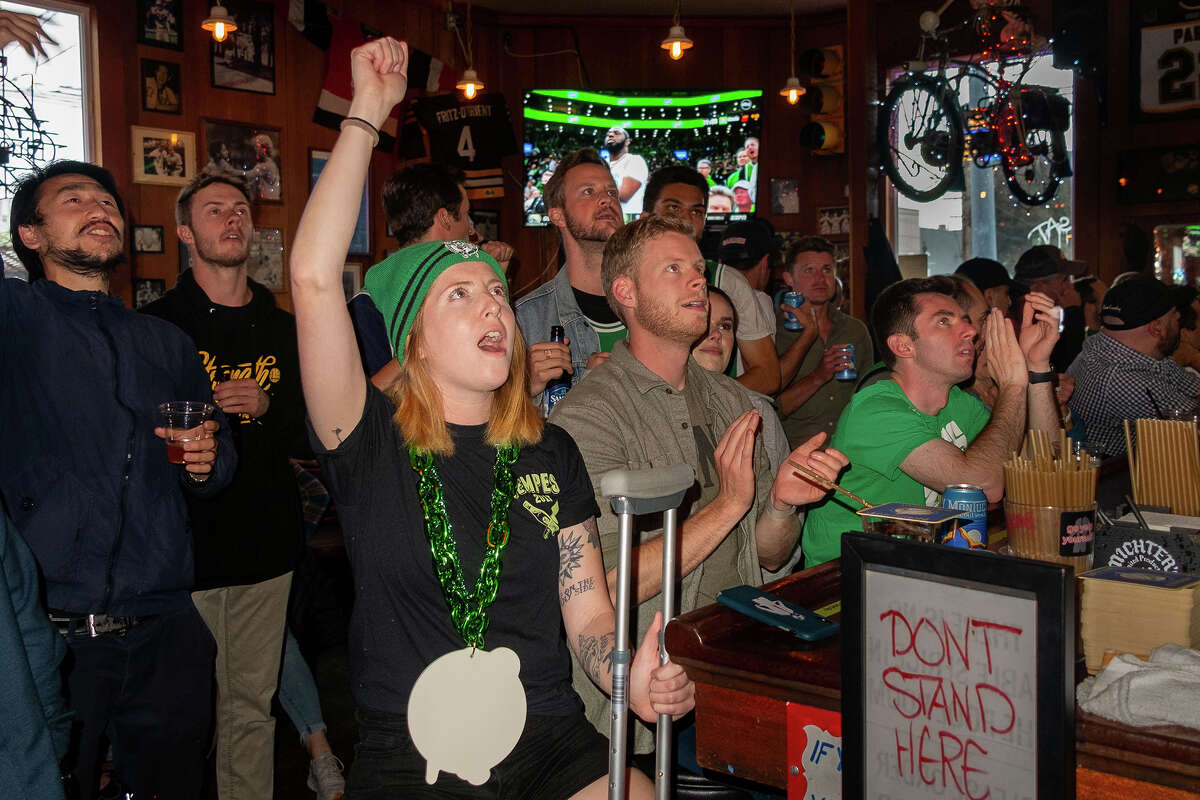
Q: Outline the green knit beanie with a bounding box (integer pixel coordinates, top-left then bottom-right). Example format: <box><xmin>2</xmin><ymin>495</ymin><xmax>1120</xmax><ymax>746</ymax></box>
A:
<box><xmin>364</xmin><ymin>240</ymin><xmax>506</xmax><ymax>363</ymax></box>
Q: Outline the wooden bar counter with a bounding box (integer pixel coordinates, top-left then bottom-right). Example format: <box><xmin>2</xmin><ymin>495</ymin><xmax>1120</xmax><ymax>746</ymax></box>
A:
<box><xmin>664</xmin><ymin>561</ymin><xmax>1200</xmax><ymax>798</ymax></box>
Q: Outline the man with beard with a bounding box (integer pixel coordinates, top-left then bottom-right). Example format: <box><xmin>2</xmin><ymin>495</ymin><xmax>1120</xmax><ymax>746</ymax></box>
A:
<box><xmin>1068</xmin><ymin>275</ymin><xmax>1200</xmax><ymax>456</ymax></box>
<box><xmin>516</xmin><ymin>148</ymin><xmax>625</xmax><ymax>404</ymax></box>
<box><xmin>142</xmin><ymin>171</ymin><xmax>307</xmax><ymax>799</ymax></box>
<box><xmin>603</xmin><ymin>126</ymin><xmax>648</xmax><ymax>219</ymax></box>
<box><xmin>800</xmin><ymin>276</ymin><xmax>1061</xmax><ymax>567</ymax></box>
<box><xmin>549</xmin><ymin>214</ymin><xmax>848</xmax><ymax>757</ymax></box>
<box><xmin>3</xmin><ymin>161</ymin><xmax>234</xmax><ymax>799</ymax></box>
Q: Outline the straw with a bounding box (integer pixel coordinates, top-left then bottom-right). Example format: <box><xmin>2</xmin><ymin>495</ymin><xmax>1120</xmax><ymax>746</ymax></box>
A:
<box><xmin>1124</xmin><ymin>419</ymin><xmax>1138</xmax><ymax>490</ymax></box>
<box><xmin>786</xmin><ymin>458</ymin><xmax>873</xmax><ymax>509</ymax></box>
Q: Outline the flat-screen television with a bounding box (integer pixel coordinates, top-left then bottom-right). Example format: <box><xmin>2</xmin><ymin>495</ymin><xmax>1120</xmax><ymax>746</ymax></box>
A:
<box><xmin>522</xmin><ymin>89</ymin><xmax>764</xmax><ymax>227</ymax></box>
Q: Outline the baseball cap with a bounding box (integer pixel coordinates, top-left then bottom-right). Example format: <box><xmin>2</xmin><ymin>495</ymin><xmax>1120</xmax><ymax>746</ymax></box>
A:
<box><xmin>719</xmin><ymin>220</ymin><xmax>777</xmax><ymax>263</ymax></box>
<box><xmin>732</xmin><ymin>180</ymin><xmax>753</xmax><ymax>192</ymax></box>
<box><xmin>1099</xmin><ymin>275</ymin><xmax>1174</xmax><ymax>331</ymax></box>
<box><xmin>955</xmin><ymin>257</ymin><xmax>1014</xmax><ymax>292</ymax></box>
<box><xmin>1014</xmin><ymin>245</ymin><xmax>1088</xmax><ymax>285</ymax></box>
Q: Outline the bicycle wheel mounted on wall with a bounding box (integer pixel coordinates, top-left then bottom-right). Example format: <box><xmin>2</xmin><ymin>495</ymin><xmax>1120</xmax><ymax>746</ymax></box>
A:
<box><xmin>877</xmin><ymin>72</ymin><xmax>965</xmax><ymax>204</ymax></box>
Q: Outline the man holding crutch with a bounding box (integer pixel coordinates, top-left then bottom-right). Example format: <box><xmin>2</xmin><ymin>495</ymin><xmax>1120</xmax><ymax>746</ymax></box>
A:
<box><xmin>550</xmin><ymin>215</ymin><xmax>848</xmax><ymax>775</ymax></box>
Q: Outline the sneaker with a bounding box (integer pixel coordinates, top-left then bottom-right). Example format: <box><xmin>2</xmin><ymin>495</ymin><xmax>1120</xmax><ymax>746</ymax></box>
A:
<box><xmin>307</xmin><ymin>753</ymin><xmax>346</xmax><ymax>800</ymax></box>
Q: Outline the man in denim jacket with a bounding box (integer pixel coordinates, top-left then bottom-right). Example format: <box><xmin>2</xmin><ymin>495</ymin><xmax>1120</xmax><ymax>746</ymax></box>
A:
<box><xmin>516</xmin><ymin>149</ymin><xmax>625</xmax><ymax>405</ymax></box>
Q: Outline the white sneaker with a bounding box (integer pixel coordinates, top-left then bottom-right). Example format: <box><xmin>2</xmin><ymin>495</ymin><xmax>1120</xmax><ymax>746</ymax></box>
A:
<box><xmin>307</xmin><ymin>753</ymin><xmax>346</xmax><ymax>800</ymax></box>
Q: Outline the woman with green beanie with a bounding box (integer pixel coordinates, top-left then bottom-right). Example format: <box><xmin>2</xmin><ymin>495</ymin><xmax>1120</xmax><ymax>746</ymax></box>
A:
<box><xmin>289</xmin><ymin>37</ymin><xmax>693</xmax><ymax>799</ymax></box>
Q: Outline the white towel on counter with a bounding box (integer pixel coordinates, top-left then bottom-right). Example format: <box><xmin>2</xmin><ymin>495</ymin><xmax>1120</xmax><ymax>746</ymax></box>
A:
<box><xmin>1077</xmin><ymin>644</ymin><xmax>1200</xmax><ymax>731</ymax></box>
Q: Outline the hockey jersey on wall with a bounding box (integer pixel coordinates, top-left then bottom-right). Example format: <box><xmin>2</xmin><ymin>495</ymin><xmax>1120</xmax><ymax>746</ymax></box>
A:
<box><xmin>399</xmin><ymin>93</ymin><xmax>518</xmax><ymax>199</ymax></box>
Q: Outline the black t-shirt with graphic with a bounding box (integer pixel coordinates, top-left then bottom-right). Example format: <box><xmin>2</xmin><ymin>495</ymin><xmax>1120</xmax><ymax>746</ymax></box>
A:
<box><xmin>313</xmin><ymin>387</ymin><xmax>599</xmax><ymax>716</ymax></box>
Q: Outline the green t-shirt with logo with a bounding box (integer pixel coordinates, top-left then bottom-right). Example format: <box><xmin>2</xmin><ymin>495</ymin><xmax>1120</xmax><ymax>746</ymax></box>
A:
<box><xmin>801</xmin><ymin>379</ymin><xmax>991</xmax><ymax>567</ymax></box>
<box><xmin>588</xmin><ymin>318</ymin><xmax>627</xmax><ymax>353</ymax></box>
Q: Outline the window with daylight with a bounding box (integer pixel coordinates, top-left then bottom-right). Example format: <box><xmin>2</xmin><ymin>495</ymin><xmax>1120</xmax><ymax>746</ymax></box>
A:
<box><xmin>884</xmin><ymin>53</ymin><xmax>1075</xmax><ymax>277</ymax></box>
<box><xmin>0</xmin><ymin>0</ymin><xmax>95</xmax><ymax>278</ymax></box>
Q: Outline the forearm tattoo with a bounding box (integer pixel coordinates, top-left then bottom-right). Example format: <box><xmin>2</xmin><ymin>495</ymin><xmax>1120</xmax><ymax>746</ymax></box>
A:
<box><xmin>577</xmin><ymin>632</ymin><xmax>615</xmax><ymax>684</ymax></box>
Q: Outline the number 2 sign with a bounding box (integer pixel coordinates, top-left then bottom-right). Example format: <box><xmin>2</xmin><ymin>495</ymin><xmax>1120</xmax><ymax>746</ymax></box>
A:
<box><xmin>1137</xmin><ymin>0</ymin><xmax>1200</xmax><ymax>117</ymax></box>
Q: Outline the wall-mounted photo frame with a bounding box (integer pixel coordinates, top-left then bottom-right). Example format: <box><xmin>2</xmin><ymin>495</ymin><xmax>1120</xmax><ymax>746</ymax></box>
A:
<box><xmin>817</xmin><ymin>205</ymin><xmax>850</xmax><ymax>237</ymax></box>
<box><xmin>141</xmin><ymin>58</ymin><xmax>182</xmax><ymax>114</ymax></box>
<box><xmin>470</xmin><ymin>209</ymin><xmax>500</xmax><ymax>243</ymax></box>
<box><xmin>133</xmin><ymin>277</ymin><xmax>166</xmax><ymax>309</ymax></box>
<box><xmin>310</xmin><ymin>148</ymin><xmax>369</xmax><ymax>254</ymax></box>
<box><xmin>133</xmin><ymin>225</ymin><xmax>165</xmax><ymax>254</ymax></box>
<box><xmin>204</xmin><ymin>119</ymin><xmax>282</xmax><ymax>203</ymax></box>
<box><xmin>342</xmin><ymin>262</ymin><xmax>363</xmax><ymax>301</ymax></box>
<box><xmin>840</xmin><ymin>532</ymin><xmax>1075</xmax><ymax>800</ymax></box>
<box><xmin>770</xmin><ymin>177</ymin><xmax>801</xmax><ymax>215</ymax></box>
<box><xmin>138</xmin><ymin>0</ymin><xmax>182</xmax><ymax>50</ymax></box>
<box><xmin>131</xmin><ymin>125</ymin><xmax>195</xmax><ymax>186</ymax></box>
<box><xmin>248</xmin><ymin>226</ymin><xmax>285</xmax><ymax>291</ymax></box>
<box><xmin>210</xmin><ymin>0</ymin><xmax>275</xmax><ymax>95</ymax></box>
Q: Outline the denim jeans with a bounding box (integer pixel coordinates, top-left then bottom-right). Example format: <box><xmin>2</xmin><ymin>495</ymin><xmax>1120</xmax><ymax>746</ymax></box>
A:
<box><xmin>278</xmin><ymin>625</ymin><xmax>326</xmax><ymax>742</ymax></box>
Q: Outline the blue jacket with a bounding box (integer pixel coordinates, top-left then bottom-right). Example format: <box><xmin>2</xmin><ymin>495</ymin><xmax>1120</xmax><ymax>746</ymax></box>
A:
<box><xmin>0</xmin><ymin>278</ymin><xmax>236</xmax><ymax>616</ymax></box>
<box><xmin>0</xmin><ymin>509</ymin><xmax>69</xmax><ymax>799</ymax></box>
<box><xmin>514</xmin><ymin>266</ymin><xmax>600</xmax><ymax>404</ymax></box>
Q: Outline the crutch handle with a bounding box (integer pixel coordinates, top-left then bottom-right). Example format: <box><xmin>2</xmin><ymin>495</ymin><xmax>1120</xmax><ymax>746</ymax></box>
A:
<box><xmin>601</xmin><ymin>464</ymin><xmax>694</xmax><ymax>515</ymax></box>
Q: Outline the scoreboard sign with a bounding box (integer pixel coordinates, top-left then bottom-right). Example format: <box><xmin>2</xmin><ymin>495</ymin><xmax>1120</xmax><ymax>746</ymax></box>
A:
<box><xmin>1137</xmin><ymin>0</ymin><xmax>1200</xmax><ymax>117</ymax></box>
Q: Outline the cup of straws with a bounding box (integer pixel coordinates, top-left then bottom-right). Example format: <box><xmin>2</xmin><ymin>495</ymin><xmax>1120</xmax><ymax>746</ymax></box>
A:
<box><xmin>1003</xmin><ymin>430</ymin><xmax>1098</xmax><ymax>571</ymax></box>
<box><xmin>1125</xmin><ymin>418</ymin><xmax>1200</xmax><ymax>516</ymax></box>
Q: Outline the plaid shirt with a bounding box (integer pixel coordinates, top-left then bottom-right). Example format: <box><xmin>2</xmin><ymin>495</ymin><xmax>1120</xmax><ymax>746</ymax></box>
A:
<box><xmin>1066</xmin><ymin>333</ymin><xmax>1200</xmax><ymax>455</ymax></box>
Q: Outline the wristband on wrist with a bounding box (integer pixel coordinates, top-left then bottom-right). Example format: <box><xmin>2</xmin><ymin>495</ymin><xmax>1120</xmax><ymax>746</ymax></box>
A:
<box><xmin>1028</xmin><ymin>370</ymin><xmax>1055</xmax><ymax>384</ymax></box>
<box><xmin>340</xmin><ymin>116</ymin><xmax>380</xmax><ymax>146</ymax></box>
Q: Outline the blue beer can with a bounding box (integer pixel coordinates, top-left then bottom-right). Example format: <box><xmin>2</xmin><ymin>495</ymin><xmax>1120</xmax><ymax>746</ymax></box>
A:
<box><xmin>834</xmin><ymin>343</ymin><xmax>857</xmax><ymax>382</ymax></box>
<box><xmin>782</xmin><ymin>291</ymin><xmax>805</xmax><ymax>331</ymax></box>
<box><xmin>941</xmin><ymin>484</ymin><xmax>988</xmax><ymax>548</ymax></box>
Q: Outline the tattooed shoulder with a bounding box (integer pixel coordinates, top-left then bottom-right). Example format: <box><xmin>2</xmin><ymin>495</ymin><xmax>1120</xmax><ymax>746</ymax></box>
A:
<box><xmin>582</xmin><ymin>517</ymin><xmax>601</xmax><ymax>550</ymax></box>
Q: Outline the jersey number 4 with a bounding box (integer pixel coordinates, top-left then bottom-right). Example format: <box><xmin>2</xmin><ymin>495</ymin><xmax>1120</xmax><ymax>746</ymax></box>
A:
<box><xmin>457</xmin><ymin>125</ymin><xmax>476</xmax><ymax>163</ymax></box>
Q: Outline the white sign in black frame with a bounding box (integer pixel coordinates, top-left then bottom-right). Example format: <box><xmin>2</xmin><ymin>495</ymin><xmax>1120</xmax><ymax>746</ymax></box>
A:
<box><xmin>840</xmin><ymin>532</ymin><xmax>1075</xmax><ymax>800</ymax></box>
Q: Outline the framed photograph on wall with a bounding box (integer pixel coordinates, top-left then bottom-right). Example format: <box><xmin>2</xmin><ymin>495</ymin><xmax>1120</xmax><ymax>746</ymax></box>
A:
<box><xmin>138</xmin><ymin>0</ymin><xmax>182</xmax><ymax>50</ymax></box>
<box><xmin>840</xmin><ymin>532</ymin><xmax>1075</xmax><ymax>800</ymax></box>
<box><xmin>133</xmin><ymin>278</ymin><xmax>166</xmax><ymax>309</ymax></box>
<box><xmin>817</xmin><ymin>206</ymin><xmax>850</xmax><ymax>237</ymax></box>
<box><xmin>141</xmin><ymin>58</ymin><xmax>182</xmax><ymax>114</ymax></box>
<box><xmin>133</xmin><ymin>225</ymin><xmax>165</xmax><ymax>254</ymax></box>
<box><xmin>131</xmin><ymin>125</ymin><xmax>195</xmax><ymax>186</ymax></box>
<box><xmin>204</xmin><ymin>119</ymin><xmax>282</xmax><ymax>202</ymax></box>
<box><xmin>310</xmin><ymin>148</ymin><xmax>369</xmax><ymax>254</ymax></box>
<box><xmin>210</xmin><ymin>0</ymin><xmax>275</xmax><ymax>95</ymax></box>
<box><xmin>342</xmin><ymin>262</ymin><xmax>363</xmax><ymax>301</ymax></box>
<box><xmin>770</xmin><ymin>178</ymin><xmax>800</xmax><ymax>215</ymax></box>
<box><xmin>470</xmin><ymin>209</ymin><xmax>500</xmax><ymax>243</ymax></box>
<box><xmin>248</xmin><ymin>227</ymin><xmax>285</xmax><ymax>291</ymax></box>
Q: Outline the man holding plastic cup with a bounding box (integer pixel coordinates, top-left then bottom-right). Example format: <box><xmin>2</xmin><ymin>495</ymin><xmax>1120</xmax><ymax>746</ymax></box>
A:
<box><xmin>3</xmin><ymin>161</ymin><xmax>234</xmax><ymax>800</ymax></box>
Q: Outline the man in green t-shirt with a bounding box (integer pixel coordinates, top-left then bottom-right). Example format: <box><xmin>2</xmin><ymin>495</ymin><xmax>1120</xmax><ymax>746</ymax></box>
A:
<box><xmin>801</xmin><ymin>275</ymin><xmax>1063</xmax><ymax>567</ymax></box>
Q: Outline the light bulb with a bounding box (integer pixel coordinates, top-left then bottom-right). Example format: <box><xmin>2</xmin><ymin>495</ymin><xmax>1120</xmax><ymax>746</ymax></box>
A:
<box><xmin>214</xmin><ymin>21</ymin><xmax>227</xmax><ymax>42</ymax></box>
<box><xmin>670</xmin><ymin>41</ymin><xmax>683</xmax><ymax>60</ymax></box>
<box><xmin>463</xmin><ymin>82</ymin><xmax>477</xmax><ymax>100</ymax></box>
<box><xmin>788</xmin><ymin>88</ymin><xmax>800</xmax><ymax>105</ymax></box>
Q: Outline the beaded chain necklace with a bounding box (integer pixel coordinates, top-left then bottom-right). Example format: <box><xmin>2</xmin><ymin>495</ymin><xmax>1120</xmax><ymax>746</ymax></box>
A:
<box><xmin>408</xmin><ymin>442</ymin><xmax>520</xmax><ymax>649</ymax></box>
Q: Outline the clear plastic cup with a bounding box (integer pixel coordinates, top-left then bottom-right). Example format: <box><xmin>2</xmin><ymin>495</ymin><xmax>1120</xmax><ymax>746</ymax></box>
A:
<box><xmin>158</xmin><ymin>401</ymin><xmax>215</xmax><ymax>464</ymax></box>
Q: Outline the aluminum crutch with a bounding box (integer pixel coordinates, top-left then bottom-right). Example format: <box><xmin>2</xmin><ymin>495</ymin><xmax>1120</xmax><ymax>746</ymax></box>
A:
<box><xmin>600</xmin><ymin>463</ymin><xmax>694</xmax><ymax>800</ymax></box>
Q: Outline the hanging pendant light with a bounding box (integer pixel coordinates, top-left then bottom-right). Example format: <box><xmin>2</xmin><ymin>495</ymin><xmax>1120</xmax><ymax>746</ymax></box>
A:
<box><xmin>779</xmin><ymin>2</ymin><xmax>805</xmax><ymax>105</ymax></box>
<box><xmin>455</xmin><ymin>0</ymin><xmax>485</xmax><ymax>100</ymax></box>
<box><xmin>660</xmin><ymin>0</ymin><xmax>693</xmax><ymax>61</ymax></box>
<box><xmin>201</xmin><ymin>2</ymin><xmax>237</xmax><ymax>43</ymax></box>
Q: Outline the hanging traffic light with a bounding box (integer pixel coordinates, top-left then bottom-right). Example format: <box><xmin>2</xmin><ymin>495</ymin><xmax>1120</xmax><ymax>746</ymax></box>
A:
<box><xmin>797</xmin><ymin>45</ymin><xmax>844</xmax><ymax>154</ymax></box>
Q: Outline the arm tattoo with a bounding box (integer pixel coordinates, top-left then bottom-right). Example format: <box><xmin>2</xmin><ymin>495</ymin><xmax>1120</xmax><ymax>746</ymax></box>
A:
<box><xmin>558</xmin><ymin>529</ymin><xmax>585</xmax><ymax>582</ymax></box>
<box><xmin>560</xmin><ymin>576</ymin><xmax>594</xmax><ymax>605</ymax></box>
<box><xmin>577</xmin><ymin>632</ymin><xmax>615</xmax><ymax>684</ymax></box>
<box><xmin>582</xmin><ymin>516</ymin><xmax>601</xmax><ymax>550</ymax></box>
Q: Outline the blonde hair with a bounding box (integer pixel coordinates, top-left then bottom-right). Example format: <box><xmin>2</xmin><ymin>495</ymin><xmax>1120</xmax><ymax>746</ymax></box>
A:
<box><xmin>386</xmin><ymin>310</ymin><xmax>544</xmax><ymax>455</ymax></box>
<box><xmin>601</xmin><ymin>214</ymin><xmax>695</xmax><ymax>324</ymax></box>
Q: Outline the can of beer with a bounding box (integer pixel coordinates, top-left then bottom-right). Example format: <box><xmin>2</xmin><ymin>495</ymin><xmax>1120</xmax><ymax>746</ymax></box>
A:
<box><xmin>834</xmin><ymin>343</ymin><xmax>857</xmax><ymax>382</ymax></box>
<box><xmin>941</xmin><ymin>484</ymin><xmax>988</xmax><ymax>548</ymax></box>
<box><xmin>782</xmin><ymin>291</ymin><xmax>805</xmax><ymax>331</ymax></box>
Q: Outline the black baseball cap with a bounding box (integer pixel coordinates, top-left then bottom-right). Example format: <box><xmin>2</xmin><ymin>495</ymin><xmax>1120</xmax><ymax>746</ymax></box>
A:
<box><xmin>719</xmin><ymin>220</ymin><xmax>777</xmax><ymax>263</ymax></box>
<box><xmin>1014</xmin><ymin>245</ymin><xmax>1088</xmax><ymax>285</ymax></box>
<box><xmin>1100</xmin><ymin>275</ymin><xmax>1174</xmax><ymax>331</ymax></box>
<box><xmin>955</xmin><ymin>257</ymin><xmax>1015</xmax><ymax>292</ymax></box>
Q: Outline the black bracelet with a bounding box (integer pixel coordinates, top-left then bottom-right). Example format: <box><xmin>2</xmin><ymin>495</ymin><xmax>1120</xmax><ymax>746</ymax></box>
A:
<box><xmin>1028</xmin><ymin>370</ymin><xmax>1055</xmax><ymax>384</ymax></box>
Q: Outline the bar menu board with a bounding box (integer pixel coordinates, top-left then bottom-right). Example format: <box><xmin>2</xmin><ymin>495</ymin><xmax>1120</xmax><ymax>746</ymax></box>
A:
<box><xmin>863</xmin><ymin>567</ymin><xmax>1038</xmax><ymax>799</ymax></box>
